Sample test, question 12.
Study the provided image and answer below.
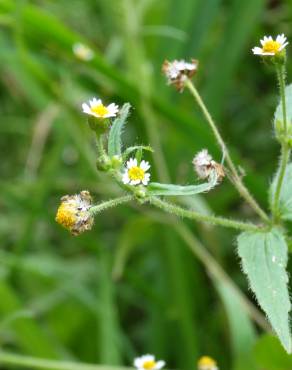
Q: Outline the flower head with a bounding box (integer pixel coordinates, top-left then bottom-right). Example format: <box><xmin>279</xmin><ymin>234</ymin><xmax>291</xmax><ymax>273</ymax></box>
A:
<box><xmin>197</xmin><ymin>356</ymin><xmax>218</xmax><ymax>370</ymax></box>
<box><xmin>252</xmin><ymin>34</ymin><xmax>288</xmax><ymax>56</ymax></box>
<box><xmin>73</xmin><ymin>42</ymin><xmax>94</xmax><ymax>61</ymax></box>
<box><xmin>162</xmin><ymin>59</ymin><xmax>198</xmax><ymax>91</ymax></box>
<box><xmin>55</xmin><ymin>191</ymin><xmax>94</xmax><ymax>235</ymax></box>
<box><xmin>134</xmin><ymin>354</ymin><xmax>165</xmax><ymax>370</ymax></box>
<box><xmin>122</xmin><ymin>158</ymin><xmax>151</xmax><ymax>186</ymax></box>
<box><xmin>193</xmin><ymin>149</ymin><xmax>225</xmax><ymax>182</ymax></box>
<box><xmin>82</xmin><ymin>98</ymin><xmax>119</xmax><ymax>119</ymax></box>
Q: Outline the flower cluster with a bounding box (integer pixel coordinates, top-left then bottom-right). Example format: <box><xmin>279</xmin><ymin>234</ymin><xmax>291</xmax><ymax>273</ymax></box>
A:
<box><xmin>55</xmin><ymin>191</ymin><xmax>94</xmax><ymax>235</ymax></box>
<box><xmin>193</xmin><ymin>149</ymin><xmax>225</xmax><ymax>182</ymax></box>
<box><xmin>122</xmin><ymin>158</ymin><xmax>151</xmax><ymax>186</ymax></box>
<box><xmin>252</xmin><ymin>34</ymin><xmax>288</xmax><ymax>56</ymax></box>
<box><xmin>197</xmin><ymin>356</ymin><xmax>218</xmax><ymax>370</ymax></box>
<box><xmin>162</xmin><ymin>59</ymin><xmax>198</xmax><ymax>91</ymax></box>
<box><xmin>134</xmin><ymin>354</ymin><xmax>165</xmax><ymax>370</ymax></box>
<box><xmin>82</xmin><ymin>98</ymin><xmax>119</xmax><ymax>119</ymax></box>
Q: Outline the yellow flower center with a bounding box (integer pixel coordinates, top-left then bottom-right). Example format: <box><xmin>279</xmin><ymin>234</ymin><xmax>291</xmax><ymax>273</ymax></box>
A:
<box><xmin>262</xmin><ymin>40</ymin><xmax>281</xmax><ymax>54</ymax></box>
<box><xmin>198</xmin><ymin>356</ymin><xmax>217</xmax><ymax>368</ymax></box>
<box><xmin>143</xmin><ymin>360</ymin><xmax>156</xmax><ymax>369</ymax></box>
<box><xmin>91</xmin><ymin>104</ymin><xmax>109</xmax><ymax>117</ymax></box>
<box><xmin>128</xmin><ymin>166</ymin><xmax>145</xmax><ymax>181</ymax></box>
<box><xmin>55</xmin><ymin>203</ymin><xmax>77</xmax><ymax>229</ymax></box>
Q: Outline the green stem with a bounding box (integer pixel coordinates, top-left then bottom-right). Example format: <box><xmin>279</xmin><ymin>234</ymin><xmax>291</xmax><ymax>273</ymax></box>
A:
<box><xmin>185</xmin><ymin>79</ymin><xmax>270</xmax><ymax>224</ymax></box>
<box><xmin>0</xmin><ymin>352</ymin><xmax>130</xmax><ymax>370</ymax></box>
<box><xmin>150</xmin><ymin>196</ymin><xmax>262</xmax><ymax>232</ymax></box>
<box><xmin>90</xmin><ymin>195</ymin><xmax>133</xmax><ymax>215</ymax></box>
<box><xmin>272</xmin><ymin>65</ymin><xmax>290</xmax><ymax>221</ymax></box>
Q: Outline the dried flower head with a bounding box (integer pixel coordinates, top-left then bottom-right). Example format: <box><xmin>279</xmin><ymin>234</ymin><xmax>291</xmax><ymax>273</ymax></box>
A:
<box><xmin>252</xmin><ymin>34</ymin><xmax>288</xmax><ymax>56</ymax></box>
<box><xmin>122</xmin><ymin>158</ymin><xmax>151</xmax><ymax>186</ymax></box>
<box><xmin>197</xmin><ymin>356</ymin><xmax>218</xmax><ymax>370</ymax></box>
<box><xmin>162</xmin><ymin>59</ymin><xmax>198</xmax><ymax>91</ymax></box>
<box><xmin>193</xmin><ymin>149</ymin><xmax>225</xmax><ymax>182</ymax></box>
<box><xmin>73</xmin><ymin>42</ymin><xmax>94</xmax><ymax>61</ymax></box>
<box><xmin>134</xmin><ymin>354</ymin><xmax>165</xmax><ymax>370</ymax></box>
<box><xmin>55</xmin><ymin>191</ymin><xmax>94</xmax><ymax>235</ymax></box>
<box><xmin>82</xmin><ymin>98</ymin><xmax>119</xmax><ymax>119</ymax></box>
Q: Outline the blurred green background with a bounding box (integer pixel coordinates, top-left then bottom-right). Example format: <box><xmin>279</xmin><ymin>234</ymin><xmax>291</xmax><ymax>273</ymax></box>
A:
<box><xmin>1</xmin><ymin>0</ymin><xmax>292</xmax><ymax>369</ymax></box>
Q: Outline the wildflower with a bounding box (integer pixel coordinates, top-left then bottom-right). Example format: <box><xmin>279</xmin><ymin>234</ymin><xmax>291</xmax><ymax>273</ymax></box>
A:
<box><xmin>73</xmin><ymin>42</ymin><xmax>94</xmax><ymax>61</ymax></box>
<box><xmin>197</xmin><ymin>356</ymin><xmax>218</xmax><ymax>370</ymax></box>
<box><xmin>82</xmin><ymin>98</ymin><xmax>119</xmax><ymax>119</ymax></box>
<box><xmin>134</xmin><ymin>354</ymin><xmax>165</xmax><ymax>370</ymax></box>
<box><xmin>252</xmin><ymin>34</ymin><xmax>288</xmax><ymax>56</ymax></box>
<box><xmin>55</xmin><ymin>190</ymin><xmax>94</xmax><ymax>235</ymax></box>
<box><xmin>192</xmin><ymin>149</ymin><xmax>225</xmax><ymax>182</ymax></box>
<box><xmin>122</xmin><ymin>158</ymin><xmax>151</xmax><ymax>186</ymax></box>
<box><xmin>162</xmin><ymin>59</ymin><xmax>198</xmax><ymax>91</ymax></box>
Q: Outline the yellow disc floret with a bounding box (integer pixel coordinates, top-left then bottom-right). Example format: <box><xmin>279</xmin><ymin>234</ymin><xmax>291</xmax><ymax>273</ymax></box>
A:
<box><xmin>262</xmin><ymin>40</ymin><xmax>281</xmax><ymax>54</ymax></box>
<box><xmin>128</xmin><ymin>166</ymin><xmax>145</xmax><ymax>181</ymax></box>
<box><xmin>55</xmin><ymin>203</ymin><xmax>77</xmax><ymax>229</ymax></box>
<box><xmin>90</xmin><ymin>103</ymin><xmax>109</xmax><ymax>117</ymax></box>
<box><xmin>143</xmin><ymin>360</ymin><xmax>156</xmax><ymax>369</ymax></box>
<box><xmin>198</xmin><ymin>356</ymin><xmax>217</xmax><ymax>370</ymax></box>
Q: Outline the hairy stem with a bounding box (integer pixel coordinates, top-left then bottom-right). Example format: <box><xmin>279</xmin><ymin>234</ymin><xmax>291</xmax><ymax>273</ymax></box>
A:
<box><xmin>185</xmin><ymin>79</ymin><xmax>270</xmax><ymax>223</ymax></box>
<box><xmin>90</xmin><ymin>195</ymin><xmax>133</xmax><ymax>215</ymax></box>
<box><xmin>150</xmin><ymin>196</ymin><xmax>262</xmax><ymax>232</ymax></box>
<box><xmin>0</xmin><ymin>352</ymin><xmax>130</xmax><ymax>370</ymax></box>
<box><xmin>272</xmin><ymin>65</ymin><xmax>290</xmax><ymax>222</ymax></box>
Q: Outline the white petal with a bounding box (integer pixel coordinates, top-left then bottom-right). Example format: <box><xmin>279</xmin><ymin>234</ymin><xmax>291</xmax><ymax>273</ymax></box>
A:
<box><xmin>122</xmin><ymin>173</ymin><xmax>130</xmax><ymax>184</ymax></box>
<box><xmin>134</xmin><ymin>358</ymin><xmax>143</xmax><ymax>368</ymax></box>
<box><xmin>130</xmin><ymin>179</ymin><xmax>140</xmax><ymax>185</ymax></box>
<box><xmin>140</xmin><ymin>160</ymin><xmax>150</xmax><ymax>171</ymax></box>
<box><xmin>90</xmin><ymin>98</ymin><xmax>101</xmax><ymax>107</ymax></box>
<box><xmin>141</xmin><ymin>355</ymin><xmax>155</xmax><ymax>362</ymax></box>
<box><xmin>82</xmin><ymin>103</ymin><xmax>91</xmax><ymax>113</ymax></box>
<box><xmin>127</xmin><ymin>158</ymin><xmax>137</xmax><ymax>168</ymax></box>
<box><xmin>142</xmin><ymin>178</ymin><xmax>149</xmax><ymax>185</ymax></box>
<box><xmin>154</xmin><ymin>360</ymin><xmax>165</xmax><ymax>369</ymax></box>
<box><xmin>252</xmin><ymin>47</ymin><xmax>264</xmax><ymax>55</ymax></box>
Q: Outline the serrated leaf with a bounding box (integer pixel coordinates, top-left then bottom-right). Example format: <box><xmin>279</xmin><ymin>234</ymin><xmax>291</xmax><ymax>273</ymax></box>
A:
<box><xmin>148</xmin><ymin>171</ymin><xmax>218</xmax><ymax>196</ymax></box>
<box><xmin>270</xmin><ymin>163</ymin><xmax>292</xmax><ymax>221</ymax></box>
<box><xmin>108</xmin><ymin>103</ymin><xmax>131</xmax><ymax>157</ymax></box>
<box><xmin>274</xmin><ymin>84</ymin><xmax>292</xmax><ymax>127</ymax></box>
<box><xmin>237</xmin><ymin>228</ymin><xmax>291</xmax><ymax>353</ymax></box>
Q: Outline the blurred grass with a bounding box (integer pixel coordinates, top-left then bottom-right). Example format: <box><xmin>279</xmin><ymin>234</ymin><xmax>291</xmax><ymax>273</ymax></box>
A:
<box><xmin>0</xmin><ymin>0</ymin><xmax>291</xmax><ymax>369</ymax></box>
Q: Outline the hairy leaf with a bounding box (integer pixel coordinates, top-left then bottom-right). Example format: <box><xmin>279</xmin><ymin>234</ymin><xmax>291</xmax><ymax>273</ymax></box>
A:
<box><xmin>108</xmin><ymin>103</ymin><xmax>131</xmax><ymax>157</ymax></box>
<box><xmin>237</xmin><ymin>228</ymin><xmax>291</xmax><ymax>353</ymax></box>
<box><xmin>148</xmin><ymin>171</ymin><xmax>218</xmax><ymax>196</ymax></box>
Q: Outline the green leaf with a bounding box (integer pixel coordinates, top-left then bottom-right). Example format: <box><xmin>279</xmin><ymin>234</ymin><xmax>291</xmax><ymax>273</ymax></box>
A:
<box><xmin>270</xmin><ymin>163</ymin><xmax>292</xmax><ymax>221</ymax></box>
<box><xmin>237</xmin><ymin>228</ymin><xmax>291</xmax><ymax>353</ymax></box>
<box><xmin>108</xmin><ymin>103</ymin><xmax>131</xmax><ymax>157</ymax></box>
<box><xmin>122</xmin><ymin>145</ymin><xmax>153</xmax><ymax>161</ymax></box>
<box><xmin>254</xmin><ymin>334</ymin><xmax>292</xmax><ymax>370</ymax></box>
<box><xmin>274</xmin><ymin>84</ymin><xmax>292</xmax><ymax>128</ymax></box>
<box><xmin>148</xmin><ymin>171</ymin><xmax>218</xmax><ymax>196</ymax></box>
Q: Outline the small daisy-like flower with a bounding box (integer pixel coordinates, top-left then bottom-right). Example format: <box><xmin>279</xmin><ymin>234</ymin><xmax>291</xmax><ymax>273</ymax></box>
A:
<box><xmin>192</xmin><ymin>149</ymin><xmax>225</xmax><ymax>182</ymax></box>
<box><xmin>162</xmin><ymin>59</ymin><xmax>198</xmax><ymax>91</ymax></box>
<box><xmin>82</xmin><ymin>98</ymin><xmax>119</xmax><ymax>119</ymax></box>
<box><xmin>197</xmin><ymin>356</ymin><xmax>218</xmax><ymax>370</ymax></box>
<box><xmin>252</xmin><ymin>34</ymin><xmax>288</xmax><ymax>56</ymax></box>
<box><xmin>122</xmin><ymin>158</ymin><xmax>151</xmax><ymax>186</ymax></box>
<box><xmin>55</xmin><ymin>191</ymin><xmax>94</xmax><ymax>235</ymax></box>
<box><xmin>134</xmin><ymin>354</ymin><xmax>165</xmax><ymax>370</ymax></box>
<box><xmin>73</xmin><ymin>42</ymin><xmax>94</xmax><ymax>61</ymax></box>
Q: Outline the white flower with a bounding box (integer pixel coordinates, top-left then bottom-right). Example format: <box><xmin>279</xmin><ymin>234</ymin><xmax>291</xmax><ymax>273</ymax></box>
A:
<box><xmin>134</xmin><ymin>354</ymin><xmax>165</xmax><ymax>370</ymax></box>
<box><xmin>122</xmin><ymin>158</ymin><xmax>151</xmax><ymax>186</ymax></box>
<box><xmin>82</xmin><ymin>98</ymin><xmax>119</xmax><ymax>119</ymax></box>
<box><xmin>252</xmin><ymin>34</ymin><xmax>288</xmax><ymax>56</ymax></box>
<box><xmin>162</xmin><ymin>59</ymin><xmax>198</xmax><ymax>91</ymax></box>
<box><xmin>73</xmin><ymin>42</ymin><xmax>94</xmax><ymax>61</ymax></box>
